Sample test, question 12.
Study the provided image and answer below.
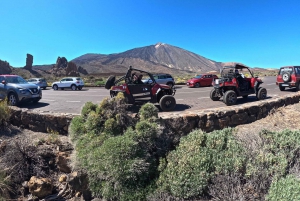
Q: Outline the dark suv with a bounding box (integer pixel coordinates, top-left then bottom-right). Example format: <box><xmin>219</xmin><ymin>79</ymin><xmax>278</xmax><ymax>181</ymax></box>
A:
<box><xmin>276</xmin><ymin>66</ymin><xmax>300</xmax><ymax>91</ymax></box>
<box><xmin>0</xmin><ymin>75</ymin><xmax>42</xmax><ymax>106</ymax></box>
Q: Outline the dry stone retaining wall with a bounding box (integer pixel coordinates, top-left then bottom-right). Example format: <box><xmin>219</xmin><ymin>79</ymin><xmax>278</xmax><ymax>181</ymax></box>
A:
<box><xmin>8</xmin><ymin>93</ymin><xmax>300</xmax><ymax>135</ymax></box>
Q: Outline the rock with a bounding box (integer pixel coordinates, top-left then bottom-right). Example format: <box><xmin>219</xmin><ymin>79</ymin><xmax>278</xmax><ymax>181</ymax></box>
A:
<box><xmin>56</xmin><ymin>152</ymin><xmax>72</xmax><ymax>173</ymax></box>
<box><xmin>56</xmin><ymin>57</ymin><xmax>68</xmax><ymax>68</ymax></box>
<box><xmin>24</xmin><ymin>53</ymin><xmax>33</xmax><ymax>70</ymax></box>
<box><xmin>59</xmin><ymin>174</ymin><xmax>67</xmax><ymax>183</ymax></box>
<box><xmin>68</xmin><ymin>171</ymin><xmax>91</xmax><ymax>200</ymax></box>
<box><xmin>66</xmin><ymin>61</ymin><xmax>79</xmax><ymax>76</ymax></box>
<box><xmin>0</xmin><ymin>59</ymin><xmax>12</xmax><ymax>74</ymax></box>
<box><xmin>78</xmin><ymin>66</ymin><xmax>88</xmax><ymax>75</ymax></box>
<box><xmin>28</xmin><ymin>176</ymin><xmax>53</xmax><ymax>198</ymax></box>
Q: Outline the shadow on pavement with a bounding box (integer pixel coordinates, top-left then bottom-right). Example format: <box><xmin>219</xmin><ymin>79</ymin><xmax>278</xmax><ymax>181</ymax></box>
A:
<box><xmin>18</xmin><ymin>102</ymin><xmax>50</xmax><ymax>109</ymax></box>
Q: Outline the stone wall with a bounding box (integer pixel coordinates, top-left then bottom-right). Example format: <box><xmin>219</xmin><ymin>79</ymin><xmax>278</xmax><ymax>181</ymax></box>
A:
<box><xmin>8</xmin><ymin>93</ymin><xmax>300</xmax><ymax>135</ymax></box>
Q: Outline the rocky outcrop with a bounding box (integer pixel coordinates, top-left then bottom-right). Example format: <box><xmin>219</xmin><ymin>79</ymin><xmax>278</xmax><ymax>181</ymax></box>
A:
<box><xmin>66</xmin><ymin>61</ymin><xmax>79</xmax><ymax>76</ymax></box>
<box><xmin>78</xmin><ymin>66</ymin><xmax>88</xmax><ymax>75</ymax></box>
<box><xmin>24</xmin><ymin>54</ymin><xmax>33</xmax><ymax>70</ymax></box>
<box><xmin>56</xmin><ymin>57</ymin><xmax>68</xmax><ymax>68</ymax></box>
<box><xmin>0</xmin><ymin>60</ymin><xmax>12</xmax><ymax>74</ymax></box>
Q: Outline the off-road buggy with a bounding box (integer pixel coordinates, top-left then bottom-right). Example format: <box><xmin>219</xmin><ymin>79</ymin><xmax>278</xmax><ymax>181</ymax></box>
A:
<box><xmin>210</xmin><ymin>64</ymin><xmax>267</xmax><ymax>106</ymax></box>
<box><xmin>104</xmin><ymin>66</ymin><xmax>176</xmax><ymax>111</ymax></box>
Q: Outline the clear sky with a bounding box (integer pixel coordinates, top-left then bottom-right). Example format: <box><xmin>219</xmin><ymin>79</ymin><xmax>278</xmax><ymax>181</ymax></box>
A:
<box><xmin>1</xmin><ymin>0</ymin><xmax>299</xmax><ymax>68</ymax></box>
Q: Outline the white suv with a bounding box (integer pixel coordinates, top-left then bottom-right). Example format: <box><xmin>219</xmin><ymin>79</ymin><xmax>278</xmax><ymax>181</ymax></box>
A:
<box><xmin>52</xmin><ymin>77</ymin><xmax>84</xmax><ymax>91</ymax></box>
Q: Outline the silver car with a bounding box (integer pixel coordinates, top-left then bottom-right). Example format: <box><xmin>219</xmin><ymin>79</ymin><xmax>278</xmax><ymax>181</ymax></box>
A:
<box><xmin>143</xmin><ymin>73</ymin><xmax>175</xmax><ymax>88</ymax></box>
<box><xmin>27</xmin><ymin>78</ymin><xmax>48</xmax><ymax>89</ymax></box>
<box><xmin>52</xmin><ymin>77</ymin><xmax>84</xmax><ymax>90</ymax></box>
<box><xmin>0</xmin><ymin>75</ymin><xmax>42</xmax><ymax>106</ymax></box>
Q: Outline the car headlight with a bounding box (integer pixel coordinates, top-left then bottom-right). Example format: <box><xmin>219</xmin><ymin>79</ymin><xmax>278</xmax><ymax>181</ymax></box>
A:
<box><xmin>18</xmin><ymin>88</ymin><xmax>27</xmax><ymax>94</ymax></box>
<box><xmin>190</xmin><ymin>81</ymin><xmax>194</xmax><ymax>83</ymax></box>
<box><xmin>215</xmin><ymin>79</ymin><xmax>219</xmax><ymax>84</ymax></box>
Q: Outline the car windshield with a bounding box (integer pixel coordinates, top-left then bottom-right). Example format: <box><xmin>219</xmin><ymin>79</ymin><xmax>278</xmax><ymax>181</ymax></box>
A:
<box><xmin>194</xmin><ymin>75</ymin><xmax>202</xmax><ymax>78</ymax></box>
<box><xmin>6</xmin><ymin>76</ymin><xmax>28</xmax><ymax>84</ymax></box>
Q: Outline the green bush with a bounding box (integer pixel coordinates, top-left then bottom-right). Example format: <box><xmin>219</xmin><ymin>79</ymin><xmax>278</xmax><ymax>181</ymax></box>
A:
<box><xmin>267</xmin><ymin>175</ymin><xmax>300</xmax><ymax>201</ymax></box>
<box><xmin>247</xmin><ymin>129</ymin><xmax>300</xmax><ymax>178</ymax></box>
<box><xmin>138</xmin><ymin>103</ymin><xmax>158</xmax><ymax>121</ymax></box>
<box><xmin>0</xmin><ymin>99</ymin><xmax>10</xmax><ymax>127</ymax></box>
<box><xmin>81</xmin><ymin>101</ymin><xmax>97</xmax><ymax>117</ymax></box>
<box><xmin>156</xmin><ymin>128</ymin><xmax>246</xmax><ymax>199</ymax></box>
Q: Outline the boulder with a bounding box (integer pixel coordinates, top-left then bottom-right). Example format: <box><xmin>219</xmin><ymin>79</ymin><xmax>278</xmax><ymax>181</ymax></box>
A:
<box><xmin>78</xmin><ymin>66</ymin><xmax>88</xmax><ymax>75</ymax></box>
<box><xmin>0</xmin><ymin>60</ymin><xmax>12</xmax><ymax>74</ymax></box>
<box><xmin>56</xmin><ymin>152</ymin><xmax>71</xmax><ymax>173</ymax></box>
<box><xmin>24</xmin><ymin>54</ymin><xmax>33</xmax><ymax>70</ymax></box>
<box><xmin>28</xmin><ymin>176</ymin><xmax>53</xmax><ymax>198</ymax></box>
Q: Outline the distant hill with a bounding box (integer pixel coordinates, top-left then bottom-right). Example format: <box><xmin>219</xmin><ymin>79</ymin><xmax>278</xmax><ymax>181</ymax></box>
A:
<box><xmin>70</xmin><ymin>43</ymin><xmax>223</xmax><ymax>75</ymax></box>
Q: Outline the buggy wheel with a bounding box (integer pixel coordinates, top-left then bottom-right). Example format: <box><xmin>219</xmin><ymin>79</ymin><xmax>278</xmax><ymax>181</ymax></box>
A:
<box><xmin>257</xmin><ymin>87</ymin><xmax>267</xmax><ymax>100</ymax></box>
<box><xmin>159</xmin><ymin>95</ymin><xmax>176</xmax><ymax>111</ymax></box>
<box><xmin>279</xmin><ymin>85</ymin><xmax>285</xmax><ymax>91</ymax></box>
<box><xmin>105</xmin><ymin>76</ymin><xmax>116</xmax><ymax>90</ymax></box>
<box><xmin>210</xmin><ymin>88</ymin><xmax>220</xmax><ymax>101</ymax></box>
<box><xmin>223</xmin><ymin>90</ymin><xmax>237</xmax><ymax>106</ymax></box>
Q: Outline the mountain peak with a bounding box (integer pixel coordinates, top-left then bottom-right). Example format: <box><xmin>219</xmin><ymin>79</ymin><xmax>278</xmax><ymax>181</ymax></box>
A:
<box><xmin>155</xmin><ymin>42</ymin><xmax>165</xmax><ymax>48</ymax></box>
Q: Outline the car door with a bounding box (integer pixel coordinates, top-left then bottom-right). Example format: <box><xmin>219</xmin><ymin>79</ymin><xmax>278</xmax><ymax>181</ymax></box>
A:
<box><xmin>157</xmin><ymin>75</ymin><xmax>165</xmax><ymax>85</ymax></box>
<box><xmin>295</xmin><ymin>67</ymin><xmax>300</xmax><ymax>83</ymax></box>
<box><xmin>207</xmin><ymin>75</ymin><xmax>213</xmax><ymax>86</ymax></box>
<box><xmin>0</xmin><ymin>76</ymin><xmax>6</xmax><ymax>100</ymax></box>
<box><xmin>127</xmin><ymin>83</ymin><xmax>152</xmax><ymax>102</ymax></box>
<box><xmin>59</xmin><ymin>78</ymin><xmax>67</xmax><ymax>87</ymax></box>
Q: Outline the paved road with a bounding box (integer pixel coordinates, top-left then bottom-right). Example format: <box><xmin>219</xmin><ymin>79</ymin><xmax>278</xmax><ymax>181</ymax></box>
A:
<box><xmin>19</xmin><ymin>76</ymin><xmax>296</xmax><ymax>115</ymax></box>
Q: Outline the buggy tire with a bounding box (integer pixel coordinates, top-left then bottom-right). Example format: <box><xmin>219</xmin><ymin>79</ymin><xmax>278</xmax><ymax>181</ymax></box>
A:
<box><xmin>257</xmin><ymin>87</ymin><xmax>267</xmax><ymax>100</ymax></box>
<box><xmin>279</xmin><ymin>85</ymin><xmax>285</xmax><ymax>91</ymax></box>
<box><xmin>223</xmin><ymin>90</ymin><xmax>237</xmax><ymax>106</ymax></box>
<box><xmin>282</xmin><ymin>72</ymin><xmax>291</xmax><ymax>82</ymax></box>
<box><xmin>210</xmin><ymin>88</ymin><xmax>220</xmax><ymax>101</ymax></box>
<box><xmin>159</xmin><ymin>95</ymin><xmax>176</xmax><ymax>111</ymax></box>
<box><xmin>105</xmin><ymin>76</ymin><xmax>116</xmax><ymax>90</ymax></box>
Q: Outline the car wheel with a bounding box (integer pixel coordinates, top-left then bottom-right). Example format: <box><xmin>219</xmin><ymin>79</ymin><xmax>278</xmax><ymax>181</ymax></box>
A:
<box><xmin>43</xmin><ymin>87</ymin><xmax>46</xmax><ymax>90</ymax></box>
<box><xmin>71</xmin><ymin>84</ymin><xmax>77</xmax><ymax>91</ymax></box>
<box><xmin>53</xmin><ymin>85</ymin><xmax>58</xmax><ymax>90</ymax></box>
<box><xmin>242</xmin><ymin>95</ymin><xmax>248</xmax><ymax>99</ymax></box>
<box><xmin>279</xmin><ymin>85</ymin><xmax>285</xmax><ymax>91</ymax></box>
<box><xmin>7</xmin><ymin>92</ymin><xmax>19</xmax><ymax>106</ymax></box>
<box><xmin>282</xmin><ymin>72</ymin><xmax>291</xmax><ymax>82</ymax></box>
<box><xmin>257</xmin><ymin>87</ymin><xmax>267</xmax><ymax>100</ymax></box>
<box><xmin>78</xmin><ymin>86</ymin><xmax>83</xmax><ymax>90</ymax></box>
<box><xmin>223</xmin><ymin>90</ymin><xmax>237</xmax><ymax>106</ymax></box>
<box><xmin>195</xmin><ymin>83</ymin><xmax>200</xmax><ymax>88</ymax></box>
<box><xmin>210</xmin><ymin>88</ymin><xmax>220</xmax><ymax>101</ymax></box>
<box><xmin>105</xmin><ymin>75</ymin><xmax>116</xmax><ymax>89</ymax></box>
<box><xmin>159</xmin><ymin>95</ymin><xmax>176</xmax><ymax>111</ymax></box>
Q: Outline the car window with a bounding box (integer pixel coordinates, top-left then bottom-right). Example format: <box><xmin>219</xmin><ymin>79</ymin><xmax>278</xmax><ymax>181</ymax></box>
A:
<box><xmin>207</xmin><ymin>75</ymin><xmax>212</xmax><ymax>78</ymax></box>
<box><xmin>61</xmin><ymin>78</ymin><xmax>67</xmax><ymax>81</ymax></box>
<box><xmin>5</xmin><ymin>76</ymin><xmax>28</xmax><ymax>84</ymax></box>
<box><xmin>76</xmin><ymin>78</ymin><xmax>81</xmax><ymax>81</ymax></box>
<box><xmin>195</xmin><ymin>75</ymin><xmax>202</xmax><ymax>79</ymax></box>
<box><xmin>279</xmin><ymin>67</ymin><xmax>294</xmax><ymax>75</ymax></box>
<box><xmin>294</xmin><ymin>67</ymin><xmax>300</xmax><ymax>75</ymax></box>
<box><xmin>0</xmin><ymin>76</ymin><xmax>4</xmax><ymax>82</ymax></box>
<box><xmin>39</xmin><ymin>79</ymin><xmax>45</xmax><ymax>82</ymax></box>
<box><xmin>166</xmin><ymin>75</ymin><xmax>172</xmax><ymax>79</ymax></box>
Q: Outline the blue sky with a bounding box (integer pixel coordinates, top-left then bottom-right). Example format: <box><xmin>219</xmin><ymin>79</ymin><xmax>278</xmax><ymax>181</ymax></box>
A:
<box><xmin>1</xmin><ymin>0</ymin><xmax>299</xmax><ymax>68</ymax></box>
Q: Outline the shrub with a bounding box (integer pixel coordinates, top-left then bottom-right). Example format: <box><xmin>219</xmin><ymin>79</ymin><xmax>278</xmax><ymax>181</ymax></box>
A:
<box><xmin>0</xmin><ymin>167</ymin><xmax>13</xmax><ymax>200</ymax></box>
<box><xmin>138</xmin><ymin>103</ymin><xmax>158</xmax><ymax>121</ymax></box>
<box><xmin>267</xmin><ymin>175</ymin><xmax>300</xmax><ymax>201</ymax></box>
<box><xmin>246</xmin><ymin>129</ymin><xmax>300</xmax><ymax>178</ymax></box>
<box><xmin>156</xmin><ymin>128</ymin><xmax>246</xmax><ymax>199</ymax></box>
<box><xmin>0</xmin><ymin>99</ymin><xmax>10</xmax><ymax>128</ymax></box>
<box><xmin>81</xmin><ymin>101</ymin><xmax>97</xmax><ymax>117</ymax></box>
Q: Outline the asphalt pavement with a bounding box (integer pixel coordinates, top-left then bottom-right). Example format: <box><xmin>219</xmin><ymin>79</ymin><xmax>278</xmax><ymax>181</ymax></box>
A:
<box><xmin>18</xmin><ymin>76</ymin><xmax>296</xmax><ymax>115</ymax></box>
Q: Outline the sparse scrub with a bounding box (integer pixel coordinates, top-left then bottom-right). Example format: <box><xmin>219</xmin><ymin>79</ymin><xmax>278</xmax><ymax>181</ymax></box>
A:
<box><xmin>156</xmin><ymin>128</ymin><xmax>246</xmax><ymax>199</ymax></box>
<box><xmin>0</xmin><ymin>99</ymin><xmax>10</xmax><ymax>128</ymax></box>
<box><xmin>0</xmin><ymin>162</ymin><xmax>13</xmax><ymax>200</ymax></box>
<box><xmin>267</xmin><ymin>175</ymin><xmax>300</xmax><ymax>201</ymax></box>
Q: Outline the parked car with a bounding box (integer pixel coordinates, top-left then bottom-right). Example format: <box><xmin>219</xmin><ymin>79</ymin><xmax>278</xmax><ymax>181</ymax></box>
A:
<box><xmin>210</xmin><ymin>64</ymin><xmax>267</xmax><ymax>106</ymax></box>
<box><xmin>0</xmin><ymin>75</ymin><xmax>42</xmax><ymax>106</ymax></box>
<box><xmin>27</xmin><ymin>78</ymin><xmax>48</xmax><ymax>89</ymax></box>
<box><xmin>186</xmin><ymin>74</ymin><xmax>218</xmax><ymax>87</ymax></box>
<box><xmin>105</xmin><ymin>66</ymin><xmax>176</xmax><ymax>111</ymax></box>
<box><xmin>52</xmin><ymin>77</ymin><xmax>84</xmax><ymax>90</ymax></box>
<box><xmin>276</xmin><ymin>66</ymin><xmax>300</xmax><ymax>91</ymax></box>
<box><xmin>142</xmin><ymin>73</ymin><xmax>175</xmax><ymax>88</ymax></box>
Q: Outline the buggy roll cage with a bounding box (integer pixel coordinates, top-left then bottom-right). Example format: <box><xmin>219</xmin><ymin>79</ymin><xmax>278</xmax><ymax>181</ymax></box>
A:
<box><xmin>221</xmin><ymin>64</ymin><xmax>255</xmax><ymax>78</ymax></box>
<box><xmin>114</xmin><ymin>66</ymin><xmax>157</xmax><ymax>85</ymax></box>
